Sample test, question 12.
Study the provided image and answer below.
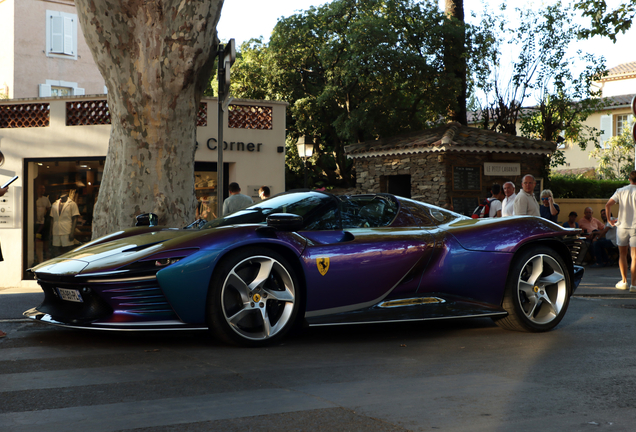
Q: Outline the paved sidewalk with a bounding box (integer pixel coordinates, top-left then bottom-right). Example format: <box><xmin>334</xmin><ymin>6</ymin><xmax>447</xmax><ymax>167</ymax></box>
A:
<box><xmin>0</xmin><ymin>286</ymin><xmax>41</xmax><ymax>294</ymax></box>
<box><xmin>575</xmin><ymin>264</ymin><xmax>636</xmax><ymax>297</ymax></box>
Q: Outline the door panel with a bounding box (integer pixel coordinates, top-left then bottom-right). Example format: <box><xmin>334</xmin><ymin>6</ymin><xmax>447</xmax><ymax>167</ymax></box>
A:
<box><xmin>301</xmin><ymin>227</ymin><xmax>433</xmax><ymax>316</ymax></box>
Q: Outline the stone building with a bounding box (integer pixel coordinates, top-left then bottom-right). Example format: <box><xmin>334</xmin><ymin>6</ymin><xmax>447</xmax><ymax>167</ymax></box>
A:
<box><xmin>345</xmin><ymin>122</ymin><xmax>556</xmax><ymax>216</ymax></box>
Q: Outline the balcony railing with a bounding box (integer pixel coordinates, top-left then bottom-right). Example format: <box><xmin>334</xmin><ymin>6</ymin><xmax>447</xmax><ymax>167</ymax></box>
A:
<box><xmin>1</xmin><ymin>97</ymin><xmax>274</xmax><ymax>130</ymax></box>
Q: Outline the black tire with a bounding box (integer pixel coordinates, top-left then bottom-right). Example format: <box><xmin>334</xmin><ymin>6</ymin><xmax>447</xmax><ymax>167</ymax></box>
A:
<box><xmin>494</xmin><ymin>245</ymin><xmax>571</xmax><ymax>332</ymax></box>
<box><xmin>207</xmin><ymin>247</ymin><xmax>302</xmax><ymax>347</ymax></box>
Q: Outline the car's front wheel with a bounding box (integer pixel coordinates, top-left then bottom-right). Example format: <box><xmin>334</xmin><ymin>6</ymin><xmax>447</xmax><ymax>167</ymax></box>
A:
<box><xmin>494</xmin><ymin>245</ymin><xmax>571</xmax><ymax>332</ymax></box>
<box><xmin>207</xmin><ymin>248</ymin><xmax>301</xmax><ymax>347</ymax></box>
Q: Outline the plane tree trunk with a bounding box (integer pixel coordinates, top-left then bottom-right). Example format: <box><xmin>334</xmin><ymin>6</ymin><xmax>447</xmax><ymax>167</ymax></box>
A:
<box><xmin>75</xmin><ymin>0</ymin><xmax>223</xmax><ymax>237</ymax></box>
<box><xmin>444</xmin><ymin>0</ymin><xmax>467</xmax><ymax>125</ymax></box>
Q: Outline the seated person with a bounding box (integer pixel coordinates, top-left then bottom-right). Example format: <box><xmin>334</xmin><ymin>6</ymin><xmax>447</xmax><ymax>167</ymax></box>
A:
<box><xmin>577</xmin><ymin>207</ymin><xmax>605</xmax><ymax>265</ymax></box>
<box><xmin>592</xmin><ymin>209</ymin><xmax>618</xmax><ymax>267</ymax></box>
<box><xmin>562</xmin><ymin>211</ymin><xmax>578</xmax><ymax>228</ymax></box>
<box><xmin>578</xmin><ymin>207</ymin><xmax>605</xmax><ymax>240</ymax></box>
<box><xmin>539</xmin><ymin>189</ymin><xmax>559</xmax><ymax>223</ymax></box>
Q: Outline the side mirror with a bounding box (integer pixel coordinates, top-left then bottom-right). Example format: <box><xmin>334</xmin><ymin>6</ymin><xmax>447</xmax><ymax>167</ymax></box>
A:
<box><xmin>135</xmin><ymin>213</ymin><xmax>158</xmax><ymax>227</ymax></box>
<box><xmin>266</xmin><ymin>213</ymin><xmax>303</xmax><ymax>231</ymax></box>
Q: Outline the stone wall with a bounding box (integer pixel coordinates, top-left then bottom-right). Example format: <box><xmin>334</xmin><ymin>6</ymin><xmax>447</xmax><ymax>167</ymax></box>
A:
<box><xmin>353</xmin><ymin>153</ymin><xmax>447</xmax><ymax>207</ymax></box>
<box><xmin>352</xmin><ymin>151</ymin><xmax>550</xmax><ymax>210</ymax></box>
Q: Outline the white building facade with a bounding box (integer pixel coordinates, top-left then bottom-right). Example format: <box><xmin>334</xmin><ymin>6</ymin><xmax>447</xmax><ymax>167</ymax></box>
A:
<box><xmin>0</xmin><ymin>0</ymin><xmax>106</xmax><ymax>99</ymax></box>
<box><xmin>0</xmin><ymin>96</ymin><xmax>287</xmax><ymax>289</ymax></box>
<box><xmin>559</xmin><ymin>62</ymin><xmax>636</xmax><ymax>174</ymax></box>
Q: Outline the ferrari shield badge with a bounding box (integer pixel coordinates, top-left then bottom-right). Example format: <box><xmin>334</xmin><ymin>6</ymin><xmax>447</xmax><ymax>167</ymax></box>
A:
<box><xmin>317</xmin><ymin>257</ymin><xmax>330</xmax><ymax>276</ymax></box>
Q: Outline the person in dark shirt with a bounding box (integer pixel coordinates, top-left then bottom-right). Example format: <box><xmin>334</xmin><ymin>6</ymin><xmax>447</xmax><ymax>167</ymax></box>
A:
<box><xmin>563</xmin><ymin>211</ymin><xmax>578</xmax><ymax>228</ymax></box>
<box><xmin>539</xmin><ymin>189</ymin><xmax>560</xmax><ymax>223</ymax></box>
<box><xmin>258</xmin><ymin>186</ymin><xmax>270</xmax><ymax>200</ymax></box>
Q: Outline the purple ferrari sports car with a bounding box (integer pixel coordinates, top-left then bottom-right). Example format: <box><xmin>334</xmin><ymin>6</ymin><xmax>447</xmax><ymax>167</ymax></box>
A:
<box><xmin>25</xmin><ymin>191</ymin><xmax>584</xmax><ymax>346</ymax></box>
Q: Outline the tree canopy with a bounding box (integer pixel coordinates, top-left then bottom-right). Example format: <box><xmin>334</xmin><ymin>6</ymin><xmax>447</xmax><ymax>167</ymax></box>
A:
<box><xmin>224</xmin><ymin>0</ymin><xmax>489</xmax><ymax>188</ymax></box>
<box><xmin>575</xmin><ymin>0</ymin><xmax>636</xmax><ymax>41</ymax></box>
<box><xmin>472</xmin><ymin>2</ymin><xmax>607</xmax><ymax>168</ymax></box>
<box><xmin>589</xmin><ymin>120</ymin><xmax>636</xmax><ymax>179</ymax></box>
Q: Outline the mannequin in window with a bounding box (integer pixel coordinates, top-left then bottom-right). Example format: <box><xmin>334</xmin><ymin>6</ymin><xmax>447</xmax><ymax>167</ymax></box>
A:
<box><xmin>50</xmin><ymin>190</ymin><xmax>80</xmax><ymax>257</ymax></box>
<box><xmin>34</xmin><ymin>184</ymin><xmax>51</xmax><ymax>264</ymax></box>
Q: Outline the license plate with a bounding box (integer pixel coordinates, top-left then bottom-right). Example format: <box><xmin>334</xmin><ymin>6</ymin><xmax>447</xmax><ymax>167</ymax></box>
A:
<box><xmin>57</xmin><ymin>288</ymin><xmax>83</xmax><ymax>303</ymax></box>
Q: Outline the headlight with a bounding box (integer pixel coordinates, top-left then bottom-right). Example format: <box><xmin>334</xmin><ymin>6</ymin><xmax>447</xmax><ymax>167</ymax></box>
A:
<box><xmin>153</xmin><ymin>258</ymin><xmax>183</xmax><ymax>267</ymax></box>
<box><xmin>120</xmin><ymin>248</ymin><xmax>199</xmax><ymax>272</ymax></box>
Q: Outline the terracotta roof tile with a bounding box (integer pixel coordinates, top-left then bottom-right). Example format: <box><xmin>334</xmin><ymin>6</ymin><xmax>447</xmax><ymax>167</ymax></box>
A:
<box><xmin>345</xmin><ymin>122</ymin><xmax>556</xmax><ymax>158</ymax></box>
<box><xmin>604</xmin><ymin>93</ymin><xmax>636</xmax><ymax>106</ymax></box>
<box><xmin>604</xmin><ymin>62</ymin><xmax>636</xmax><ymax>79</ymax></box>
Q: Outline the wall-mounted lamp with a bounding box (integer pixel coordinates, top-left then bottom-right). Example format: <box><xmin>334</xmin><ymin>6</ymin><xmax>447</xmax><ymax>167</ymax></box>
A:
<box><xmin>296</xmin><ymin>136</ymin><xmax>314</xmax><ymax>189</ymax></box>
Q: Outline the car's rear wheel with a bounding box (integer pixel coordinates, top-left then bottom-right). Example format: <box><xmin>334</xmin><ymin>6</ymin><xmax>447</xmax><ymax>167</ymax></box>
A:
<box><xmin>207</xmin><ymin>248</ymin><xmax>301</xmax><ymax>347</ymax></box>
<box><xmin>494</xmin><ymin>245</ymin><xmax>571</xmax><ymax>332</ymax></box>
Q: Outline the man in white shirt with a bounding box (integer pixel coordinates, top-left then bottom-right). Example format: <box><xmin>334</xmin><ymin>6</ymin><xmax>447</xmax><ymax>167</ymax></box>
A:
<box><xmin>502</xmin><ymin>181</ymin><xmax>516</xmax><ymax>217</ymax></box>
<box><xmin>606</xmin><ymin>170</ymin><xmax>636</xmax><ymax>291</ymax></box>
<box><xmin>513</xmin><ymin>174</ymin><xmax>540</xmax><ymax>216</ymax></box>
<box><xmin>50</xmin><ymin>193</ymin><xmax>80</xmax><ymax>256</ymax></box>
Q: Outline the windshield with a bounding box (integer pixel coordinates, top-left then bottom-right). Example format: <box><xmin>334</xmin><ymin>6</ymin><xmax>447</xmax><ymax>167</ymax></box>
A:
<box><xmin>199</xmin><ymin>191</ymin><xmax>401</xmax><ymax>231</ymax></box>
<box><xmin>201</xmin><ymin>191</ymin><xmax>339</xmax><ymax>230</ymax></box>
<box><xmin>398</xmin><ymin>197</ymin><xmax>467</xmax><ymax>226</ymax></box>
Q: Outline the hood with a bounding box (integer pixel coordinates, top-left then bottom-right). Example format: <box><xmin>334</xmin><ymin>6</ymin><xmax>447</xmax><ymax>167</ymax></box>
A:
<box><xmin>32</xmin><ymin>228</ymin><xmax>209</xmax><ymax>277</ymax></box>
<box><xmin>31</xmin><ymin>223</ymin><xmax>303</xmax><ymax>279</ymax></box>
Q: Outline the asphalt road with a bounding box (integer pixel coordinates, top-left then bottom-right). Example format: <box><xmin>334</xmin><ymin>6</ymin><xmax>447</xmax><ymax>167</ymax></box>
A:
<box><xmin>2</xmin><ymin>267</ymin><xmax>636</xmax><ymax>432</ymax></box>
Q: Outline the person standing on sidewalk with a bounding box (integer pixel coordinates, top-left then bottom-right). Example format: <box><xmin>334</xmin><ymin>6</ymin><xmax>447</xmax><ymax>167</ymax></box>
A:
<box><xmin>222</xmin><ymin>182</ymin><xmax>253</xmax><ymax>216</ymax></box>
<box><xmin>513</xmin><ymin>174</ymin><xmax>541</xmax><ymax>216</ymax></box>
<box><xmin>605</xmin><ymin>170</ymin><xmax>636</xmax><ymax>292</ymax></box>
<box><xmin>0</xmin><ymin>185</ymin><xmax>8</xmax><ymax>338</ymax></box>
<box><xmin>501</xmin><ymin>181</ymin><xmax>517</xmax><ymax>217</ymax></box>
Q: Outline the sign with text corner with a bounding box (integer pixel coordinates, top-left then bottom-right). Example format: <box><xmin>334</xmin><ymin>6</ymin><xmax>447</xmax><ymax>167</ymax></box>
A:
<box><xmin>0</xmin><ymin>186</ymin><xmax>15</xmax><ymax>228</ymax></box>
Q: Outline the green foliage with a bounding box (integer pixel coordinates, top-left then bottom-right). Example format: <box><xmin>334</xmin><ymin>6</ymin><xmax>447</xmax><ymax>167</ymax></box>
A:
<box><xmin>575</xmin><ymin>0</ymin><xmax>636</xmax><ymax>42</ymax></box>
<box><xmin>589</xmin><ymin>123</ymin><xmax>636</xmax><ymax>180</ymax></box>
<box><xmin>549</xmin><ymin>174</ymin><xmax>628</xmax><ymax>198</ymax></box>
<box><xmin>474</xmin><ymin>1</ymin><xmax>607</xmax><ymax>161</ymax></box>
<box><xmin>218</xmin><ymin>0</ymin><xmax>492</xmax><ymax>188</ymax></box>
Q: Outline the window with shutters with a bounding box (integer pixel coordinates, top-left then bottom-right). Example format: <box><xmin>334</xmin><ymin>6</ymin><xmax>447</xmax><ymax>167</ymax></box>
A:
<box><xmin>38</xmin><ymin>80</ymin><xmax>84</xmax><ymax>97</ymax></box>
<box><xmin>599</xmin><ymin>114</ymin><xmax>613</xmax><ymax>149</ymax></box>
<box><xmin>45</xmin><ymin>10</ymin><xmax>78</xmax><ymax>60</ymax></box>
<box><xmin>616</xmin><ymin>114</ymin><xmax>633</xmax><ymax>137</ymax></box>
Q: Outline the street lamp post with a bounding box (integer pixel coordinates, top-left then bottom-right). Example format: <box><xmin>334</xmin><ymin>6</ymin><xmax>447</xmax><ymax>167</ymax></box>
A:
<box><xmin>296</xmin><ymin>137</ymin><xmax>314</xmax><ymax>189</ymax></box>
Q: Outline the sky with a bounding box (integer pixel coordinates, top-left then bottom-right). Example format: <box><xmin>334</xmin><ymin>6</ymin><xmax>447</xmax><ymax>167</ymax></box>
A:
<box><xmin>216</xmin><ymin>0</ymin><xmax>636</xmax><ymax>70</ymax></box>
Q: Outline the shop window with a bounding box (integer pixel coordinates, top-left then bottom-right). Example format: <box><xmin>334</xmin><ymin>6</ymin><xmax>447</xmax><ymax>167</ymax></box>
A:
<box><xmin>194</xmin><ymin>162</ymin><xmax>229</xmax><ymax>221</ymax></box>
<box><xmin>24</xmin><ymin>159</ymin><xmax>227</xmax><ymax>277</ymax></box>
<box><xmin>24</xmin><ymin>158</ymin><xmax>104</xmax><ymax>274</ymax></box>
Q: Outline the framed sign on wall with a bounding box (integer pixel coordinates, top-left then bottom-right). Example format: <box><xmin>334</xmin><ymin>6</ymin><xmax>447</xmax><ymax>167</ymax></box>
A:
<box><xmin>452</xmin><ymin>166</ymin><xmax>481</xmax><ymax>191</ymax></box>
